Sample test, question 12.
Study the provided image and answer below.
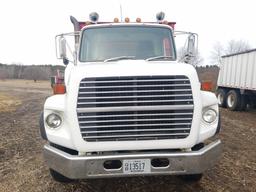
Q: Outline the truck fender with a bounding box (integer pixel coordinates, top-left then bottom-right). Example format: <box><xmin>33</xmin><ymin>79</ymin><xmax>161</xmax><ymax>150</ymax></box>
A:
<box><xmin>39</xmin><ymin>112</ymin><xmax>48</xmax><ymax>140</ymax></box>
<box><xmin>215</xmin><ymin>114</ymin><xmax>221</xmax><ymax>135</ymax></box>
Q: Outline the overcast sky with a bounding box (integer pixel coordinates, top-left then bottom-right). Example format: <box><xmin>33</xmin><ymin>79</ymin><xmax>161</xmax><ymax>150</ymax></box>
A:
<box><xmin>0</xmin><ymin>0</ymin><xmax>256</xmax><ymax>65</ymax></box>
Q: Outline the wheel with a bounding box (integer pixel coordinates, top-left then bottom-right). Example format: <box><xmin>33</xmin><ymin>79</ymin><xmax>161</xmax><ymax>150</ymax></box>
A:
<box><xmin>216</xmin><ymin>88</ymin><xmax>227</xmax><ymax>107</ymax></box>
<box><xmin>226</xmin><ymin>90</ymin><xmax>241</xmax><ymax>111</ymax></box>
<box><xmin>179</xmin><ymin>174</ymin><xmax>203</xmax><ymax>182</ymax></box>
<box><xmin>49</xmin><ymin>169</ymin><xmax>74</xmax><ymax>183</ymax></box>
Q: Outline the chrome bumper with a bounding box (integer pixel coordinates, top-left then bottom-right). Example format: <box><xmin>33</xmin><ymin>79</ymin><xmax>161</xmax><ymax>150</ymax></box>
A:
<box><xmin>43</xmin><ymin>140</ymin><xmax>221</xmax><ymax>179</ymax></box>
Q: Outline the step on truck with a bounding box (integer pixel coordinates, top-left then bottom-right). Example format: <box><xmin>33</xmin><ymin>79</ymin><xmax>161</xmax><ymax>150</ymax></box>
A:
<box><xmin>40</xmin><ymin>12</ymin><xmax>221</xmax><ymax>183</ymax></box>
<box><xmin>217</xmin><ymin>49</ymin><xmax>256</xmax><ymax>111</ymax></box>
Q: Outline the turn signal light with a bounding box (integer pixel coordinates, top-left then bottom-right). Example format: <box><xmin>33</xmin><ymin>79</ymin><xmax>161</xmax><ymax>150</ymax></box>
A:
<box><xmin>201</xmin><ymin>81</ymin><xmax>213</xmax><ymax>91</ymax></box>
<box><xmin>53</xmin><ymin>84</ymin><xmax>66</xmax><ymax>94</ymax></box>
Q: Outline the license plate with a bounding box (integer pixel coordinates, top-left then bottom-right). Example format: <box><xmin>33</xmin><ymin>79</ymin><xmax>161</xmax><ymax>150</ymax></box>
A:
<box><xmin>123</xmin><ymin>159</ymin><xmax>151</xmax><ymax>174</ymax></box>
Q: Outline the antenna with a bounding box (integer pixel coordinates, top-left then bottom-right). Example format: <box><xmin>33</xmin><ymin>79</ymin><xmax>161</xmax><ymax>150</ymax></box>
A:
<box><xmin>119</xmin><ymin>1</ymin><xmax>123</xmax><ymax>22</ymax></box>
<box><xmin>120</xmin><ymin>4</ymin><xmax>123</xmax><ymax>22</ymax></box>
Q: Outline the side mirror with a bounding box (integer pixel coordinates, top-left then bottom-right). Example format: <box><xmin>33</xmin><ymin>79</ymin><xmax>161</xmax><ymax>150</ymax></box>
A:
<box><xmin>59</xmin><ymin>37</ymin><xmax>69</xmax><ymax>65</ymax></box>
<box><xmin>174</xmin><ymin>31</ymin><xmax>198</xmax><ymax>65</ymax></box>
<box><xmin>55</xmin><ymin>33</ymin><xmax>78</xmax><ymax>65</ymax></box>
<box><xmin>187</xmin><ymin>34</ymin><xmax>196</xmax><ymax>55</ymax></box>
<box><xmin>183</xmin><ymin>33</ymin><xmax>197</xmax><ymax>64</ymax></box>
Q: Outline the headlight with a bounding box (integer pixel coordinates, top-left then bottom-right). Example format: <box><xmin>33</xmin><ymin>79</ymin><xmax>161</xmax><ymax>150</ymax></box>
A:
<box><xmin>46</xmin><ymin>113</ymin><xmax>62</xmax><ymax>128</ymax></box>
<box><xmin>203</xmin><ymin>109</ymin><xmax>217</xmax><ymax>123</ymax></box>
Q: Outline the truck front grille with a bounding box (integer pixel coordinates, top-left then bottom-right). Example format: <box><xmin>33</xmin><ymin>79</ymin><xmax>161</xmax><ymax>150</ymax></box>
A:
<box><xmin>77</xmin><ymin>76</ymin><xmax>194</xmax><ymax>142</ymax></box>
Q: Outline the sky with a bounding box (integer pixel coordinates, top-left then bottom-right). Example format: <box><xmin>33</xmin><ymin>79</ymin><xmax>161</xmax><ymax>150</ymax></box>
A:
<box><xmin>0</xmin><ymin>0</ymin><xmax>256</xmax><ymax>65</ymax></box>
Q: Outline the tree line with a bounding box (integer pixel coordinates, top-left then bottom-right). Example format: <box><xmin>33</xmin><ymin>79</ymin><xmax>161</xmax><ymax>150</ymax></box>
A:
<box><xmin>0</xmin><ymin>64</ymin><xmax>65</xmax><ymax>81</ymax></box>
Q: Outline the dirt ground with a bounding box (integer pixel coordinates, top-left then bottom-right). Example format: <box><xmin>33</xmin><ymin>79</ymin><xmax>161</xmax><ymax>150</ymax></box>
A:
<box><xmin>0</xmin><ymin>79</ymin><xmax>255</xmax><ymax>192</ymax></box>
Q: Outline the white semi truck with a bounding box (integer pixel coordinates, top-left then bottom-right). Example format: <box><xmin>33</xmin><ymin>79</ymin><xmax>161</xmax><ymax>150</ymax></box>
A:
<box><xmin>40</xmin><ymin>12</ymin><xmax>221</xmax><ymax>183</ymax></box>
<box><xmin>217</xmin><ymin>49</ymin><xmax>256</xmax><ymax>111</ymax></box>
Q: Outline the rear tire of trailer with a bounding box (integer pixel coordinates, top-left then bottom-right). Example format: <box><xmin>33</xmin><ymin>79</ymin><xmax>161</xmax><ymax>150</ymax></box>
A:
<box><xmin>226</xmin><ymin>90</ymin><xmax>241</xmax><ymax>111</ymax></box>
<box><xmin>216</xmin><ymin>88</ymin><xmax>227</xmax><ymax>107</ymax></box>
<box><xmin>49</xmin><ymin>169</ymin><xmax>74</xmax><ymax>183</ymax></box>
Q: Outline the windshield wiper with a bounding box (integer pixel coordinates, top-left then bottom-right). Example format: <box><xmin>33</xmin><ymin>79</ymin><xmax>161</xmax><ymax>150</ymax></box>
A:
<box><xmin>104</xmin><ymin>56</ymin><xmax>135</xmax><ymax>62</ymax></box>
<box><xmin>146</xmin><ymin>56</ymin><xmax>174</xmax><ymax>61</ymax></box>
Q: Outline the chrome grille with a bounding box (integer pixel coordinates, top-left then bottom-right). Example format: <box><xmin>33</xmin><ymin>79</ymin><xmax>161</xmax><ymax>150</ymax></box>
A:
<box><xmin>77</xmin><ymin>76</ymin><xmax>194</xmax><ymax>142</ymax></box>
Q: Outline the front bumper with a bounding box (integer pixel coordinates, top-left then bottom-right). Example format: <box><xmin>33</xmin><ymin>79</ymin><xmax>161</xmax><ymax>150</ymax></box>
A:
<box><xmin>43</xmin><ymin>139</ymin><xmax>221</xmax><ymax>179</ymax></box>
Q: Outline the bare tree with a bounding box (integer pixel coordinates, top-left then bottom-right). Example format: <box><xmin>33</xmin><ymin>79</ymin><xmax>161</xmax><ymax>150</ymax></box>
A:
<box><xmin>225</xmin><ymin>39</ymin><xmax>251</xmax><ymax>54</ymax></box>
<box><xmin>0</xmin><ymin>70</ymin><xmax>8</xmax><ymax>80</ymax></box>
<box><xmin>23</xmin><ymin>66</ymin><xmax>48</xmax><ymax>81</ymax></box>
<box><xmin>190</xmin><ymin>52</ymin><xmax>204</xmax><ymax>66</ymax></box>
<box><xmin>210</xmin><ymin>42</ymin><xmax>224</xmax><ymax>65</ymax></box>
<box><xmin>178</xmin><ymin>47</ymin><xmax>204</xmax><ymax>66</ymax></box>
<box><xmin>210</xmin><ymin>40</ymin><xmax>251</xmax><ymax>65</ymax></box>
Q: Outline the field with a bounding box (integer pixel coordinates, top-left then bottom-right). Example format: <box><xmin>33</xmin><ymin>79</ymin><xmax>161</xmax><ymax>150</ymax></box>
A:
<box><xmin>0</xmin><ymin>79</ymin><xmax>255</xmax><ymax>192</ymax></box>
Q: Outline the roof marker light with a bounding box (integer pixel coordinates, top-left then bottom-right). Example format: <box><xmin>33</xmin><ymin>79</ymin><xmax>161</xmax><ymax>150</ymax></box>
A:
<box><xmin>136</xmin><ymin>18</ymin><xmax>141</xmax><ymax>22</ymax></box>
<box><xmin>162</xmin><ymin>20</ymin><xmax>168</xmax><ymax>25</ymax></box>
<box><xmin>125</xmin><ymin>17</ymin><xmax>130</xmax><ymax>23</ymax></box>
<box><xmin>114</xmin><ymin>17</ymin><xmax>119</xmax><ymax>22</ymax></box>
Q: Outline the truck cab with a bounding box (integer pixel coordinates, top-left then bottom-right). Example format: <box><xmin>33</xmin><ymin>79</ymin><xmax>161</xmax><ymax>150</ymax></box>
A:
<box><xmin>40</xmin><ymin>12</ymin><xmax>221</xmax><ymax>182</ymax></box>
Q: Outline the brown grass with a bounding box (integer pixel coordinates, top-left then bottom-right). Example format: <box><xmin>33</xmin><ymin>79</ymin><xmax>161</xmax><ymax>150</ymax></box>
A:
<box><xmin>0</xmin><ymin>94</ymin><xmax>21</xmax><ymax>112</ymax></box>
<box><xmin>0</xmin><ymin>79</ymin><xmax>50</xmax><ymax>89</ymax></box>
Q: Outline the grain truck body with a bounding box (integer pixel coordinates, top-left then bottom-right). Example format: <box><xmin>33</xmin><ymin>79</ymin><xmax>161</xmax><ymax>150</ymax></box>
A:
<box><xmin>217</xmin><ymin>49</ymin><xmax>256</xmax><ymax>110</ymax></box>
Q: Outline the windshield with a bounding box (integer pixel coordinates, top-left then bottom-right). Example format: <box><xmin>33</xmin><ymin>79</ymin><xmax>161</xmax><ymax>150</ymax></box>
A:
<box><xmin>79</xmin><ymin>26</ymin><xmax>176</xmax><ymax>62</ymax></box>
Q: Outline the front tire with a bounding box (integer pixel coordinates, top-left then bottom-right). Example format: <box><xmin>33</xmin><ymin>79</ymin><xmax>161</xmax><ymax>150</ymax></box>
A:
<box><xmin>49</xmin><ymin>169</ymin><xmax>74</xmax><ymax>183</ymax></box>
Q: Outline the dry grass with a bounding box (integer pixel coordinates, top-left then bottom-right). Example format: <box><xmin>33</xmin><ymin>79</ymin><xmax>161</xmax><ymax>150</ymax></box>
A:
<box><xmin>0</xmin><ymin>79</ymin><xmax>50</xmax><ymax>89</ymax></box>
<box><xmin>0</xmin><ymin>93</ymin><xmax>21</xmax><ymax>112</ymax></box>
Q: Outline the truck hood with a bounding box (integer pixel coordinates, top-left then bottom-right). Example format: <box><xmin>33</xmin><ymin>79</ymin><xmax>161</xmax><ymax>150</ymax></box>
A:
<box><xmin>66</xmin><ymin>60</ymin><xmax>198</xmax><ymax>84</ymax></box>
